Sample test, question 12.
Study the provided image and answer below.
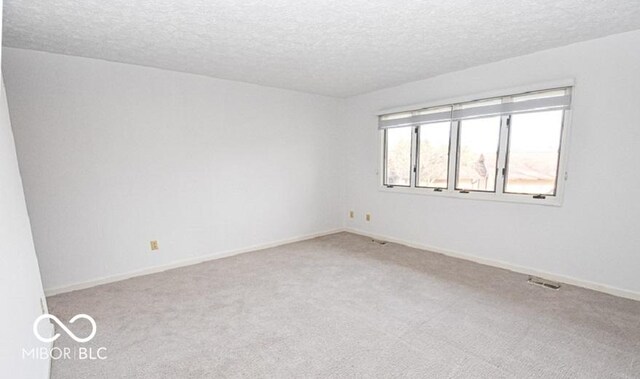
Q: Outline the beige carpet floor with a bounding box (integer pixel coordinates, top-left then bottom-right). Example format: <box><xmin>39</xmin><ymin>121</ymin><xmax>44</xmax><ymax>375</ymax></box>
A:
<box><xmin>48</xmin><ymin>232</ymin><xmax>640</xmax><ymax>378</ymax></box>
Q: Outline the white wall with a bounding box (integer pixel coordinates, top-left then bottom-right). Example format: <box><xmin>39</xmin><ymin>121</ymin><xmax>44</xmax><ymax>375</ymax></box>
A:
<box><xmin>0</xmin><ymin>1</ymin><xmax>50</xmax><ymax>373</ymax></box>
<box><xmin>0</xmin><ymin>77</ymin><xmax>50</xmax><ymax>379</ymax></box>
<box><xmin>2</xmin><ymin>48</ymin><xmax>343</xmax><ymax>292</ymax></box>
<box><xmin>343</xmin><ymin>30</ymin><xmax>640</xmax><ymax>296</ymax></box>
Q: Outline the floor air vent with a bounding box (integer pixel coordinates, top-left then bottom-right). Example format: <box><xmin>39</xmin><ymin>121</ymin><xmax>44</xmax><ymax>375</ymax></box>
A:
<box><xmin>372</xmin><ymin>239</ymin><xmax>387</xmax><ymax>245</ymax></box>
<box><xmin>528</xmin><ymin>276</ymin><xmax>561</xmax><ymax>290</ymax></box>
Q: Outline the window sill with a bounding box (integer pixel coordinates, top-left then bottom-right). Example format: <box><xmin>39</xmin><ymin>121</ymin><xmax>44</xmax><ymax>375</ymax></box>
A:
<box><xmin>378</xmin><ymin>185</ymin><xmax>563</xmax><ymax>206</ymax></box>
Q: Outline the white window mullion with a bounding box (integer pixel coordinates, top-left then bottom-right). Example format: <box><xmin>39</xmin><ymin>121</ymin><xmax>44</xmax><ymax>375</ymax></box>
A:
<box><xmin>446</xmin><ymin>120</ymin><xmax>459</xmax><ymax>192</ymax></box>
<box><xmin>410</xmin><ymin>126</ymin><xmax>418</xmax><ymax>187</ymax></box>
<box><xmin>495</xmin><ymin>114</ymin><xmax>510</xmax><ymax>195</ymax></box>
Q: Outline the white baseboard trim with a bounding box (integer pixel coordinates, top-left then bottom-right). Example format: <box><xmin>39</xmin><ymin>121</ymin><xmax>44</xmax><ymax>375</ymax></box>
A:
<box><xmin>45</xmin><ymin>228</ymin><xmax>343</xmax><ymax>296</ymax></box>
<box><xmin>46</xmin><ymin>227</ymin><xmax>640</xmax><ymax>302</ymax></box>
<box><xmin>344</xmin><ymin>227</ymin><xmax>640</xmax><ymax>302</ymax></box>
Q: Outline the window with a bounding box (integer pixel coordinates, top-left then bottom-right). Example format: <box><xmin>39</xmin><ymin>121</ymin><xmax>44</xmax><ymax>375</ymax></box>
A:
<box><xmin>378</xmin><ymin>86</ymin><xmax>572</xmax><ymax>205</ymax></box>
<box><xmin>504</xmin><ymin>110</ymin><xmax>564</xmax><ymax>195</ymax></box>
<box><xmin>383</xmin><ymin>127</ymin><xmax>412</xmax><ymax>187</ymax></box>
<box><xmin>455</xmin><ymin>116</ymin><xmax>501</xmax><ymax>192</ymax></box>
<box><xmin>417</xmin><ymin>122</ymin><xmax>450</xmax><ymax>188</ymax></box>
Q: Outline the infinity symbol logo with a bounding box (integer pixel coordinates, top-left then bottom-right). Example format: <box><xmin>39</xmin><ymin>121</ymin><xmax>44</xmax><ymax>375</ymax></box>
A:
<box><xmin>33</xmin><ymin>314</ymin><xmax>97</xmax><ymax>343</ymax></box>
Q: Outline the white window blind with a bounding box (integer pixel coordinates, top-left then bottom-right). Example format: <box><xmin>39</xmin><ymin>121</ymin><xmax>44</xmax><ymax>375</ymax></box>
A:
<box><xmin>379</xmin><ymin>88</ymin><xmax>572</xmax><ymax>129</ymax></box>
<box><xmin>379</xmin><ymin>106</ymin><xmax>452</xmax><ymax>129</ymax></box>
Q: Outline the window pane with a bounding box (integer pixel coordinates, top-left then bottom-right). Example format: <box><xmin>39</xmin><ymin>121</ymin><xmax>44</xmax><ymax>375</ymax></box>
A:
<box><xmin>512</xmin><ymin>89</ymin><xmax>566</xmax><ymax>103</ymax></box>
<box><xmin>415</xmin><ymin>106</ymin><xmax>452</xmax><ymax>116</ymax></box>
<box><xmin>384</xmin><ymin>127</ymin><xmax>412</xmax><ymax>186</ymax></box>
<box><xmin>455</xmin><ymin>116</ymin><xmax>501</xmax><ymax>192</ymax></box>
<box><xmin>459</xmin><ymin>98</ymin><xmax>501</xmax><ymax>109</ymax></box>
<box><xmin>417</xmin><ymin>122</ymin><xmax>450</xmax><ymax>188</ymax></box>
<box><xmin>504</xmin><ymin>110</ymin><xmax>563</xmax><ymax>195</ymax></box>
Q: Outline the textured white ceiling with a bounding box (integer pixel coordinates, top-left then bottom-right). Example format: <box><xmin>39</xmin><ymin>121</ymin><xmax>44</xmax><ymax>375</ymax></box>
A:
<box><xmin>3</xmin><ymin>1</ymin><xmax>640</xmax><ymax>97</ymax></box>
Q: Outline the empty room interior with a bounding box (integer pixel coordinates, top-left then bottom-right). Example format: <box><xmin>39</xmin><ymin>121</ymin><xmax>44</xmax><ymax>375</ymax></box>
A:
<box><xmin>2</xmin><ymin>1</ymin><xmax>640</xmax><ymax>378</ymax></box>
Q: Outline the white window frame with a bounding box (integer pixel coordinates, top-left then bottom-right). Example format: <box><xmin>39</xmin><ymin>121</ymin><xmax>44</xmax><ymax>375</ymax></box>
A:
<box><xmin>378</xmin><ymin>80</ymin><xmax>574</xmax><ymax>206</ymax></box>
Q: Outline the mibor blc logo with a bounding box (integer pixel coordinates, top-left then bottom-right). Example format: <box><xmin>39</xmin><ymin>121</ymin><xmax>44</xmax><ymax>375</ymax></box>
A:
<box><xmin>23</xmin><ymin>314</ymin><xmax>107</xmax><ymax>360</ymax></box>
<box><xmin>33</xmin><ymin>314</ymin><xmax>97</xmax><ymax>343</ymax></box>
